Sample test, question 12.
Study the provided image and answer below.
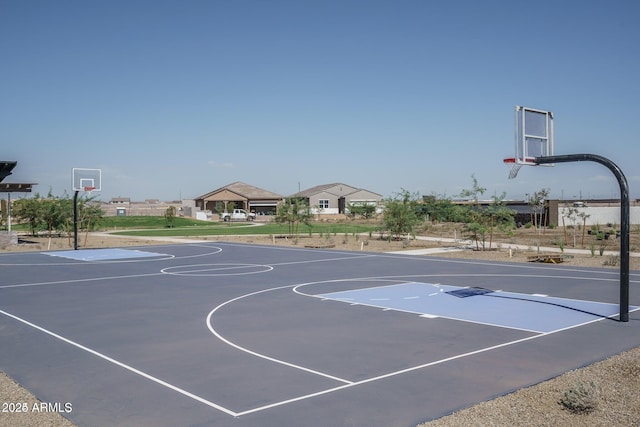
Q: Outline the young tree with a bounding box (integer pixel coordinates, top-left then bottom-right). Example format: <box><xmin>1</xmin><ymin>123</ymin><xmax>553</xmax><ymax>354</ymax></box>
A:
<box><xmin>76</xmin><ymin>195</ymin><xmax>103</xmax><ymax>232</ymax></box>
<box><xmin>346</xmin><ymin>203</ymin><xmax>377</xmax><ymax>220</ymax></box>
<box><xmin>459</xmin><ymin>175</ymin><xmax>488</xmax><ymax>250</ymax></box>
<box><xmin>419</xmin><ymin>194</ymin><xmax>466</xmax><ymax>223</ymax></box>
<box><xmin>275</xmin><ymin>198</ymin><xmax>312</xmax><ymax>236</ymax></box>
<box><xmin>562</xmin><ymin>207</ymin><xmax>580</xmax><ymax>247</ymax></box>
<box><xmin>527</xmin><ymin>188</ymin><xmax>550</xmax><ymax>230</ymax></box>
<box><xmin>485</xmin><ymin>192</ymin><xmax>516</xmax><ymax>249</ymax></box>
<box><xmin>381</xmin><ymin>189</ymin><xmax>422</xmax><ymax>239</ymax></box>
<box><xmin>165</xmin><ymin>206</ymin><xmax>177</xmax><ymax>228</ymax></box>
<box><xmin>40</xmin><ymin>194</ymin><xmax>66</xmax><ymax>238</ymax></box>
<box><xmin>12</xmin><ymin>194</ymin><xmax>45</xmax><ymax>236</ymax></box>
<box><xmin>576</xmin><ymin>209</ymin><xmax>591</xmax><ymax>247</ymax></box>
<box><xmin>12</xmin><ymin>192</ymin><xmax>103</xmax><ymax>238</ymax></box>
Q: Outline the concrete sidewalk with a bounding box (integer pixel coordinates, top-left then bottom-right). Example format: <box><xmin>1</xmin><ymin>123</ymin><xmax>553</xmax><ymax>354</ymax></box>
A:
<box><xmin>387</xmin><ymin>235</ymin><xmax>640</xmax><ymax>257</ymax></box>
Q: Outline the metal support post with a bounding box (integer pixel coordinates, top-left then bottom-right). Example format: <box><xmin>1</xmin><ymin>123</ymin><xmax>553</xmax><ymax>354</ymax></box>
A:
<box><xmin>536</xmin><ymin>154</ymin><xmax>630</xmax><ymax>322</ymax></box>
<box><xmin>73</xmin><ymin>190</ymin><xmax>79</xmax><ymax>250</ymax></box>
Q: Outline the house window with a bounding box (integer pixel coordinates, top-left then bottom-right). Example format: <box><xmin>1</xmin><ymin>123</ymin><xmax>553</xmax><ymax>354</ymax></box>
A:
<box><xmin>319</xmin><ymin>199</ymin><xmax>329</xmax><ymax>209</ymax></box>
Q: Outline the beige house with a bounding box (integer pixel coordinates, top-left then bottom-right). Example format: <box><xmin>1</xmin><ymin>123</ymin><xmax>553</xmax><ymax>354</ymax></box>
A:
<box><xmin>194</xmin><ymin>182</ymin><xmax>284</xmax><ymax>216</ymax></box>
<box><xmin>290</xmin><ymin>183</ymin><xmax>382</xmax><ymax>215</ymax></box>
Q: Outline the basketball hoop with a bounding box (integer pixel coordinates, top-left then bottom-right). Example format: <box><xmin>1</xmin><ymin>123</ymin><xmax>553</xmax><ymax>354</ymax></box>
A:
<box><xmin>83</xmin><ymin>186</ymin><xmax>96</xmax><ymax>195</ymax></box>
<box><xmin>506</xmin><ymin>106</ymin><xmax>553</xmax><ymax>179</ymax></box>
<box><xmin>503</xmin><ymin>157</ymin><xmax>536</xmax><ymax>179</ymax></box>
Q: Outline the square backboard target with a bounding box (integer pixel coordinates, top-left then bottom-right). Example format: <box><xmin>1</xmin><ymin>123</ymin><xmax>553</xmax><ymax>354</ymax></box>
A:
<box><xmin>514</xmin><ymin>106</ymin><xmax>554</xmax><ymax>164</ymax></box>
<box><xmin>72</xmin><ymin>168</ymin><xmax>101</xmax><ymax>192</ymax></box>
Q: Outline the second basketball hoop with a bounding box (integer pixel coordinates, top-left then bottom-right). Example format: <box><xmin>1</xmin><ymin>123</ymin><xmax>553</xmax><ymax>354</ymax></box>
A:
<box><xmin>72</xmin><ymin>168</ymin><xmax>101</xmax><ymax>193</ymax></box>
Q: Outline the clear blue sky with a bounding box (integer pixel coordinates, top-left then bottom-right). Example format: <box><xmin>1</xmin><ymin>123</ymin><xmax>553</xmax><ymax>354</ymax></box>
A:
<box><xmin>2</xmin><ymin>0</ymin><xmax>639</xmax><ymax>202</ymax></box>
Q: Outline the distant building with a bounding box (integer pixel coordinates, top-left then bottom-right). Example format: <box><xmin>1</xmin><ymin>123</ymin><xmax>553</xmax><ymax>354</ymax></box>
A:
<box><xmin>548</xmin><ymin>199</ymin><xmax>640</xmax><ymax>226</ymax></box>
<box><xmin>194</xmin><ymin>182</ymin><xmax>284</xmax><ymax>217</ymax></box>
<box><xmin>289</xmin><ymin>183</ymin><xmax>382</xmax><ymax>215</ymax></box>
<box><xmin>109</xmin><ymin>197</ymin><xmax>131</xmax><ymax>204</ymax></box>
<box><xmin>452</xmin><ymin>198</ymin><xmax>640</xmax><ymax>226</ymax></box>
<box><xmin>102</xmin><ymin>198</ymin><xmax>181</xmax><ymax>217</ymax></box>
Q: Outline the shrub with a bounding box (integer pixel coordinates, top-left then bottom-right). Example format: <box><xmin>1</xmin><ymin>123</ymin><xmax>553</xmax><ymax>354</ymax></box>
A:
<box><xmin>599</xmin><ymin>241</ymin><xmax>608</xmax><ymax>256</ymax></box>
<box><xmin>604</xmin><ymin>256</ymin><xmax>620</xmax><ymax>266</ymax></box>
<box><xmin>559</xmin><ymin>381</ymin><xmax>598</xmax><ymax>414</ymax></box>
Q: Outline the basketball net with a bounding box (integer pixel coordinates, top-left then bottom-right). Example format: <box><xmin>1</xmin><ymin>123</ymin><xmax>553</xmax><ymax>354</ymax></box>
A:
<box><xmin>503</xmin><ymin>158</ymin><xmax>523</xmax><ymax>179</ymax></box>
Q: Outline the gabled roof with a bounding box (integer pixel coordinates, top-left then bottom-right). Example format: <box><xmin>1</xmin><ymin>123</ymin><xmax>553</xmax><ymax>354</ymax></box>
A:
<box><xmin>290</xmin><ymin>183</ymin><xmax>353</xmax><ymax>198</ymax></box>
<box><xmin>195</xmin><ymin>181</ymin><xmax>283</xmax><ymax>200</ymax></box>
<box><xmin>290</xmin><ymin>183</ymin><xmax>381</xmax><ymax>198</ymax></box>
<box><xmin>344</xmin><ymin>188</ymin><xmax>383</xmax><ymax>198</ymax></box>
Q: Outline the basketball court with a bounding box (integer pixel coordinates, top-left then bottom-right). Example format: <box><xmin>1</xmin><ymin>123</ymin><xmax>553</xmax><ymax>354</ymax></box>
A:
<box><xmin>1</xmin><ymin>241</ymin><xmax>639</xmax><ymax>426</ymax></box>
<box><xmin>1</xmin><ymin>107</ymin><xmax>637</xmax><ymax>426</ymax></box>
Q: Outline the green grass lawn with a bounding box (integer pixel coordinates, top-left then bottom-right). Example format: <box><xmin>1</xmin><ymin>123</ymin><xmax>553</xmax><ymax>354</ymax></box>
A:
<box><xmin>99</xmin><ymin>216</ymin><xmax>379</xmax><ymax>237</ymax></box>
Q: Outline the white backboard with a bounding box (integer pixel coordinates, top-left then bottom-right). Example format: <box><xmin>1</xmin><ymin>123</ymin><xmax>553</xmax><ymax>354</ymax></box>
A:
<box><xmin>72</xmin><ymin>168</ymin><xmax>102</xmax><ymax>192</ymax></box>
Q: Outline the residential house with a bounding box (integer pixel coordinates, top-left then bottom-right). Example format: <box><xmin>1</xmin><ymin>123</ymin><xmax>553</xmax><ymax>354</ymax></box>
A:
<box><xmin>194</xmin><ymin>182</ymin><xmax>284</xmax><ymax>217</ymax></box>
<box><xmin>290</xmin><ymin>183</ymin><xmax>382</xmax><ymax>215</ymax></box>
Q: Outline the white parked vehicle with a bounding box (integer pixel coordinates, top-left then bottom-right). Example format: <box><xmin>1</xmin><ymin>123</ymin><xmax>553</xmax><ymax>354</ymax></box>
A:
<box><xmin>221</xmin><ymin>209</ymin><xmax>256</xmax><ymax>222</ymax></box>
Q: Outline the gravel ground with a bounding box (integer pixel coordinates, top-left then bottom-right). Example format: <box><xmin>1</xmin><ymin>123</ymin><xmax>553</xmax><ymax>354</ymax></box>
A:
<box><xmin>1</xmin><ymin>230</ymin><xmax>638</xmax><ymax>426</ymax></box>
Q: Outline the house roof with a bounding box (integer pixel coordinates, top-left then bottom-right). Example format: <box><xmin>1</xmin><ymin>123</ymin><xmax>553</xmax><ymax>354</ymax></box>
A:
<box><xmin>195</xmin><ymin>181</ymin><xmax>283</xmax><ymax>200</ymax></box>
<box><xmin>290</xmin><ymin>183</ymin><xmax>350</xmax><ymax>198</ymax></box>
<box><xmin>291</xmin><ymin>183</ymin><xmax>381</xmax><ymax>198</ymax></box>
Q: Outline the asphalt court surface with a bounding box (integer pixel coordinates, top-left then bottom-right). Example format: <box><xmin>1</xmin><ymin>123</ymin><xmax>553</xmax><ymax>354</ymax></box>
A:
<box><xmin>1</xmin><ymin>242</ymin><xmax>639</xmax><ymax>427</ymax></box>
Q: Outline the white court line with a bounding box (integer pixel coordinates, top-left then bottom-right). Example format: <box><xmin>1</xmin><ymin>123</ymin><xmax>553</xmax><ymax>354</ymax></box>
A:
<box><xmin>0</xmin><ymin>272</ymin><xmax>164</xmax><ymax>290</ymax></box>
<box><xmin>304</xmin><ymin>280</ymin><xmax>629</xmax><ymax>334</ymax></box>
<box><xmin>206</xmin><ymin>275</ymin><xmax>559</xmax><ymax>416</ymax></box>
<box><xmin>5</xmin><ymin>299</ymin><xmax>628</xmax><ymax>419</ymax></box>
<box><xmin>235</xmin><ymin>301</ymin><xmax>640</xmax><ymax>415</ymax></box>
<box><xmin>206</xmin><ymin>285</ymin><xmax>354</xmax><ymax>385</ymax></box>
<box><xmin>0</xmin><ymin>309</ymin><xmax>239</xmax><ymax>417</ymax></box>
<box><xmin>209</xmin><ymin>276</ymin><xmax>624</xmax><ymax>416</ymax></box>
<box><xmin>235</xmin><ymin>329</ymin><xmax>556</xmax><ymax>417</ymax></box>
<box><xmin>161</xmin><ymin>263</ymin><xmax>273</xmax><ymax>276</ymax></box>
<box><xmin>5</xmin><ymin>249</ymin><xmax>639</xmax><ymax>418</ymax></box>
<box><xmin>0</xmin><ymin>246</ymin><xmax>222</xmax><ymax>266</ymax></box>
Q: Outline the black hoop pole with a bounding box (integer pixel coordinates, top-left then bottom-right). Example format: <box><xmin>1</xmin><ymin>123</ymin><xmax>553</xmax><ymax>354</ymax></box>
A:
<box><xmin>73</xmin><ymin>190</ymin><xmax>79</xmax><ymax>250</ymax></box>
<box><xmin>535</xmin><ymin>154</ymin><xmax>630</xmax><ymax>322</ymax></box>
